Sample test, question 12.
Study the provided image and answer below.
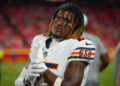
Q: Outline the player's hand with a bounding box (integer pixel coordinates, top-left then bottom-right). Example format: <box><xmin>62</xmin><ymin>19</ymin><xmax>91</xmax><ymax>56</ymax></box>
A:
<box><xmin>25</xmin><ymin>63</ymin><xmax>40</xmax><ymax>82</ymax></box>
<box><xmin>24</xmin><ymin>62</ymin><xmax>48</xmax><ymax>86</ymax></box>
<box><xmin>25</xmin><ymin>62</ymin><xmax>48</xmax><ymax>80</ymax></box>
<box><xmin>30</xmin><ymin>62</ymin><xmax>48</xmax><ymax>74</ymax></box>
<box><xmin>24</xmin><ymin>63</ymin><xmax>41</xmax><ymax>86</ymax></box>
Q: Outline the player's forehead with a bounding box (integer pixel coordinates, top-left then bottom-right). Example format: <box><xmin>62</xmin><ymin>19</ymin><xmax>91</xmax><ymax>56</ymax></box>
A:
<box><xmin>57</xmin><ymin>10</ymin><xmax>75</xmax><ymax>21</ymax></box>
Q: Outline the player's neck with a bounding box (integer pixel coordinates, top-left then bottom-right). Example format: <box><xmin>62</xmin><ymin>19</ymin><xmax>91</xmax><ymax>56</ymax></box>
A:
<box><xmin>52</xmin><ymin>35</ymin><xmax>65</xmax><ymax>41</ymax></box>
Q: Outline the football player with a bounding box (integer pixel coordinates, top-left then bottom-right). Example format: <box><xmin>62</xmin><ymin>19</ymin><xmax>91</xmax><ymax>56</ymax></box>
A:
<box><xmin>15</xmin><ymin>3</ymin><xmax>96</xmax><ymax>86</ymax></box>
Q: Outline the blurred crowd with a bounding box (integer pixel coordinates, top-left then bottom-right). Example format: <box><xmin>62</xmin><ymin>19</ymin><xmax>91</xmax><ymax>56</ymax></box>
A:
<box><xmin>0</xmin><ymin>4</ymin><xmax>119</xmax><ymax>48</ymax></box>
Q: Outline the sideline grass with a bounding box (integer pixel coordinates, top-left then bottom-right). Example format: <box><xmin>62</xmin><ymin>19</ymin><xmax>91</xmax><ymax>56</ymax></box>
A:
<box><xmin>0</xmin><ymin>62</ymin><xmax>27</xmax><ymax>86</ymax></box>
<box><xmin>0</xmin><ymin>61</ymin><xmax>115</xmax><ymax>86</ymax></box>
<box><xmin>99</xmin><ymin>61</ymin><xmax>115</xmax><ymax>86</ymax></box>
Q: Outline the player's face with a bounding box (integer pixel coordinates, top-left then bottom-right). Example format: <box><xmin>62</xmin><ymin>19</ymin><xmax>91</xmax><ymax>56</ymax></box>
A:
<box><xmin>52</xmin><ymin>10</ymin><xmax>75</xmax><ymax>38</ymax></box>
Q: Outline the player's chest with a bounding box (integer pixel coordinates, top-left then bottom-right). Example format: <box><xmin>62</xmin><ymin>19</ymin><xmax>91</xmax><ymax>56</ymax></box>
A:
<box><xmin>43</xmin><ymin>40</ymin><xmax>72</xmax><ymax>60</ymax></box>
<box><xmin>43</xmin><ymin>41</ymin><xmax>72</xmax><ymax>72</ymax></box>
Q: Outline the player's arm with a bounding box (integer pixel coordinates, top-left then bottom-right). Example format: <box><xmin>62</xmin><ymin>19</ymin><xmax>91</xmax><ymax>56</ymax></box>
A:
<box><xmin>42</xmin><ymin>61</ymin><xmax>88</xmax><ymax>86</ymax></box>
<box><xmin>98</xmin><ymin>38</ymin><xmax>109</xmax><ymax>71</ymax></box>
<box><xmin>15</xmin><ymin>60</ymin><xmax>41</xmax><ymax>86</ymax></box>
<box><xmin>15</xmin><ymin>35</ymin><xmax>45</xmax><ymax>86</ymax></box>
<box><xmin>62</xmin><ymin>61</ymin><xmax>88</xmax><ymax>86</ymax></box>
<box><xmin>100</xmin><ymin>53</ymin><xmax>109</xmax><ymax>71</ymax></box>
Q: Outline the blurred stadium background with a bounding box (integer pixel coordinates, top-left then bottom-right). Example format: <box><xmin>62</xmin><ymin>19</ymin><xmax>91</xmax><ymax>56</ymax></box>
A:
<box><xmin>0</xmin><ymin>0</ymin><xmax>119</xmax><ymax>86</ymax></box>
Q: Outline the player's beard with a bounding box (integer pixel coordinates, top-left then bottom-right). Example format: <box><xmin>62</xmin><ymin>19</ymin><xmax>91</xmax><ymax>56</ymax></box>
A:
<box><xmin>52</xmin><ymin>34</ymin><xmax>66</xmax><ymax>41</ymax></box>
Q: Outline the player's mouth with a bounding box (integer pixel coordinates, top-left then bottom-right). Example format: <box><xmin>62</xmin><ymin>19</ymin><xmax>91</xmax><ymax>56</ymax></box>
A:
<box><xmin>55</xmin><ymin>26</ymin><xmax>63</xmax><ymax>32</ymax></box>
<box><xmin>56</xmin><ymin>28</ymin><xmax>62</xmax><ymax>32</ymax></box>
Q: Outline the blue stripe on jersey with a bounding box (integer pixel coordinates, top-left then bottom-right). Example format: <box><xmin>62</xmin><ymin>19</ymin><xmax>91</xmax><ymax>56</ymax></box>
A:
<box><xmin>45</xmin><ymin>63</ymin><xmax>58</xmax><ymax>69</ymax></box>
<box><xmin>75</xmin><ymin>47</ymin><xmax>95</xmax><ymax>50</ymax></box>
<box><xmin>68</xmin><ymin>56</ymin><xmax>94</xmax><ymax>60</ymax></box>
<box><xmin>45</xmin><ymin>38</ymin><xmax>52</xmax><ymax>49</ymax></box>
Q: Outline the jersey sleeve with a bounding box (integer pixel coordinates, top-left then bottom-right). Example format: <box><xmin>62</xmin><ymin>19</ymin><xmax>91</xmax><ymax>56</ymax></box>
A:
<box><xmin>67</xmin><ymin>39</ymin><xmax>96</xmax><ymax>64</ymax></box>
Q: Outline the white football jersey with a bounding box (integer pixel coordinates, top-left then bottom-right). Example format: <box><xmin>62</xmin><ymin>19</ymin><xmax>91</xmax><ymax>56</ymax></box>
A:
<box><xmin>29</xmin><ymin>35</ymin><xmax>96</xmax><ymax>86</ymax></box>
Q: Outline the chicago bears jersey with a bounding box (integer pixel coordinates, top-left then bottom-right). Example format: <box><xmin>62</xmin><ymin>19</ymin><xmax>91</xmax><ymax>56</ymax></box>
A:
<box><xmin>29</xmin><ymin>35</ymin><xmax>96</xmax><ymax>86</ymax></box>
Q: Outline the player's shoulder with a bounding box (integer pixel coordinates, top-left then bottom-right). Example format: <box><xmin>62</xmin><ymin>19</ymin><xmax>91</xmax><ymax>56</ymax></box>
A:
<box><xmin>69</xmin><ymin>37</ymin><xmax>95</xmax><ymax>48</ymax></box>
<box><xmin>33</xmin><ymin>34</ymin><xmax>47</xmax><ymax>42</ymax></box>
<box><xmin>69</xmin><ymin>37</ymin><xmax>91</xmax><ymax>44</ymax></box>
<box><xmin>31</xmin><ymin>34</ymin><xmax>47</xmax><ymax>47</ymax></box>
<box><xmin>67</xmin><ymin>37</ymin><xmax>96</xmax><ymax>64</ymax></box>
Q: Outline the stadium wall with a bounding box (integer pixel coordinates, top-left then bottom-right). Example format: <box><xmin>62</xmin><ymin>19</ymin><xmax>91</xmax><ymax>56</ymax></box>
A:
<box><xmin>1</xmin><ymin>47</ymin><xmax>115</xmax><ymax>63</ymax></box>
<box><xmin>2</xmin><ymin>48</ymin><xmax>30</xmax><ymax>63</ymax></box>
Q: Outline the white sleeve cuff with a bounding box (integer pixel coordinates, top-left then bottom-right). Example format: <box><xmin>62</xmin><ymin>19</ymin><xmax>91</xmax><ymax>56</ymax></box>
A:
<box><xmin>54</xmin><ymin>77</ymin><xmax>62</xmax><ymax>86</ymax></box>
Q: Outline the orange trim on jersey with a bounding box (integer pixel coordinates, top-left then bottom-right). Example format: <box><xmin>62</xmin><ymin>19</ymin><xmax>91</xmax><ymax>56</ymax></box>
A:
<box><xmin>71</xmin><ymin>51</ymin><xmax>80</xmax><ymax>55</ymax></box>
<box><xmin>91</xmin><ymin>53</ymin><xmax>95</xmax><ymax>55</ymax></box>
<box><xmin>45</xmin><ymin>62</ymin><xmax>59</xmax><ymax>70</ymax></box>
<box><xmin>71</xmin><ymin>52</ymin><xmax>95</xmax><ymax>56</ymax></box>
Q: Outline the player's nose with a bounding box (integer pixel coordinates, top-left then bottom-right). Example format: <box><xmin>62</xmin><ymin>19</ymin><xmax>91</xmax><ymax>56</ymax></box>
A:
<box><xmin>56</xmin><ymin>19</ymin><xmax>64</xmax><ymax>26</ymax></box>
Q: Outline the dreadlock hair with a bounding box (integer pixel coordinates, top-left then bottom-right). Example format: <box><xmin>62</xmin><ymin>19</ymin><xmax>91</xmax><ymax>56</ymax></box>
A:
<box><xmin>46</xmin><ymin>3</ymin><xmax>85</xmax><ymax>39</ymax></box>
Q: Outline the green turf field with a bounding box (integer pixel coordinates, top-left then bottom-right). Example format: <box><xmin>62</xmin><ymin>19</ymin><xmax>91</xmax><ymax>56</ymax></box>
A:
<box><xmin>99</xmin><ymin>61</ymin><xmax>115</xmax><ymax>86</ymax></box>
<box><xmin>0</xmin><ymin>61</ymin><xmax>115</xmax><ymax>86</ymax></box>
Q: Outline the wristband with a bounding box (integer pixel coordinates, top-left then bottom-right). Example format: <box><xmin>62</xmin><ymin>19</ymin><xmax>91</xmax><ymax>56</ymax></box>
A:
<box><xmin>54</xmin><ymin>77</ymin><xmax>62</xmax><ymax>86</ymax></box>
